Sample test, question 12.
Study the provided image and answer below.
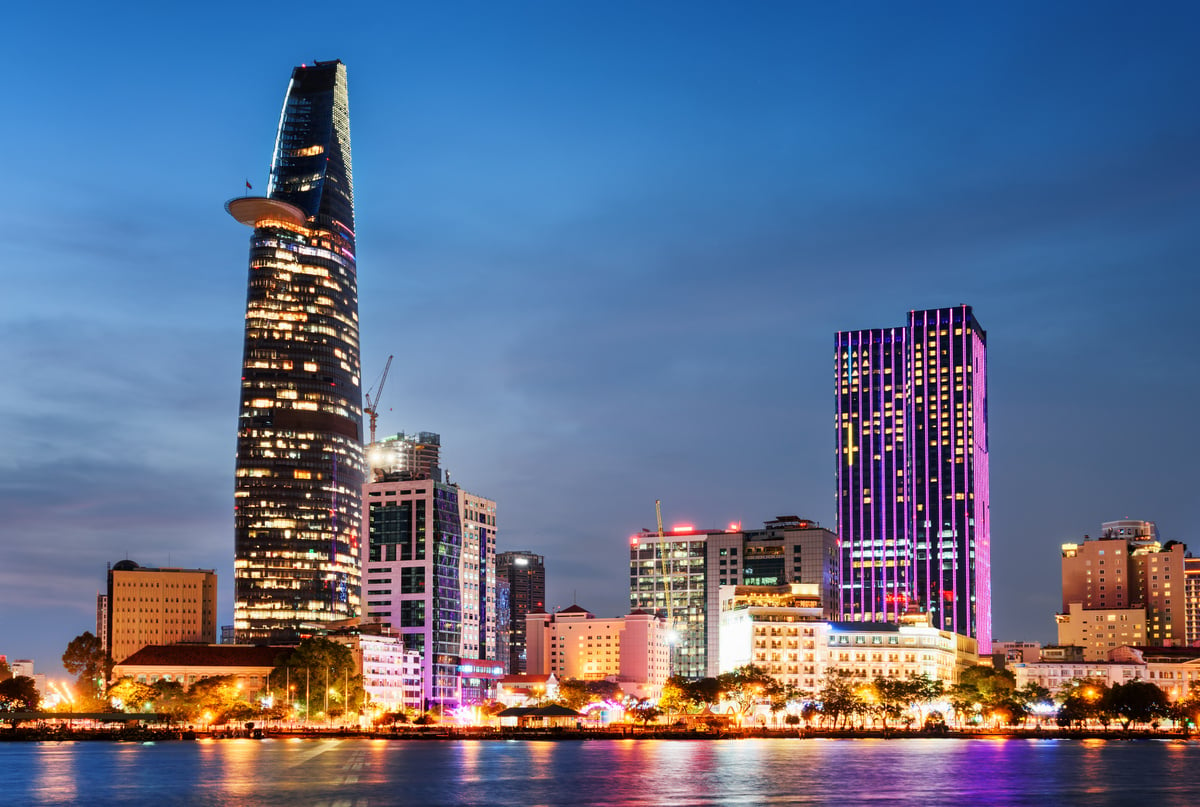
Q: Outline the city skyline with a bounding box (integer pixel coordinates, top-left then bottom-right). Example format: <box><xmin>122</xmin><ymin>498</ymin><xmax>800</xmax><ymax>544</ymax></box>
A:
<box><xmin>2</xmin><ymin>3</ymin><xmax>1199</xmax><ymax>676</ymax></box>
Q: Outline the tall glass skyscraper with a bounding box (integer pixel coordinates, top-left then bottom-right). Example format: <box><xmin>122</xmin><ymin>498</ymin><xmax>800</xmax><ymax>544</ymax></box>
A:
<box><xmin>226</xmin><ymin>61</ymin><xmax>364</xmax><ymax>644</ymax></box>
<box><xmin>835</xmin><ymin>305</ymin><xmax>991</xmax><ymax>653</ymax></box>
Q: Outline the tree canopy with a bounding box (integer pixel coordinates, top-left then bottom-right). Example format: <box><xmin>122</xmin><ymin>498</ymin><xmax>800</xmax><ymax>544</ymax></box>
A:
<box><xmin>268</xmin><ymin>637</ymin><xmax>364</xmax><ymax>720</ymax></box>
<box><xmin>0</xmin><ymin>676</ymin><xmax>40</xmax><ymax>711</ymax></box>
<box><xmin>62</xmin><ymin>631</ymin><xmax>110</xmax><ymax>697</ymax></box>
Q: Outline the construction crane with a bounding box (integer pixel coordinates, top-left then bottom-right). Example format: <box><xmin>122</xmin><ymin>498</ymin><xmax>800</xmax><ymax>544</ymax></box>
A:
<box><xmin>655</xmin><ymin>499</ymin><xmax>680</xmax><ymax>674</ymax></box>
<box><xmin>364</xmin><ymin>354</ymin><xmax>393</xmax><ymax>445</ymax></box>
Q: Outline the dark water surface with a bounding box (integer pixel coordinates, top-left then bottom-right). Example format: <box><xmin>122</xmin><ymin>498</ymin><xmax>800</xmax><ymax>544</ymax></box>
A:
<box><xmin>2</xmin><ymin>737</ymin><xmax>1198</xmax><ymax>806</ymax></box>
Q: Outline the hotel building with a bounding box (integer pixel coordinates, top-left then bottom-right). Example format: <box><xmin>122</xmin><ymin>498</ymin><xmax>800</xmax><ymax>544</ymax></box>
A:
<box><xmin>835</xmin><ymin>305</ymin><xmax>991</xmax><ymax>653</ymax></box>
<box><xmin>1058</xmin><ymin>520</ymin><xmax>1187</xmax><ymax>659</ymax></box>
<box><xmin>227</xmin><ymin>60</ymin><xmax>365</xmax><ymax>643</ymax></box>
<box><xmin>718</xmin><ymin>586</ymin><xmax>975</xmax><ymax>692</ymax></box>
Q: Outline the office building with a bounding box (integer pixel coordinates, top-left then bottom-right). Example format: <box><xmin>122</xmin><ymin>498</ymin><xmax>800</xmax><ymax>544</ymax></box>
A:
<box><xmin>497</xmin><ymin>551</ymin><xmax>545</xmax><ymax>673</ymax></box>
<box><xmin>227</xmin><ymin>60</ymin><xmax>365</xmax><ymax>643</ymax></box>
<box><xmin>106</xmin><ymin>561</ymin><xmax>218</xmax><ymax>665</ymax></box>
<box><xmin>362</xmin><ymin>440</ymin><xmax>497</xmax><ymax>709</ymax></box>
<box><xmin>629</xmin><ymin>516</ymin><xmax>839</xmax><ymax>678</ymax></box>
<box><xmin>836</xmin><ymin>305</ymin><xmax>991</xmax><ymax>653</ymax></box>
<box><xmin>460</xmin><ymin>491</ymin><xmax>498</xmax><ymax>663</ymax></box>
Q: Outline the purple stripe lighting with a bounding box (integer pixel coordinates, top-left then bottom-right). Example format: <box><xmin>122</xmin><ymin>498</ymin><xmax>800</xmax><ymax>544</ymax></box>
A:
<box><xmin>836</xmin><ymin>307</ymin><xmax>990</xmax><ymax>651</ymax></box>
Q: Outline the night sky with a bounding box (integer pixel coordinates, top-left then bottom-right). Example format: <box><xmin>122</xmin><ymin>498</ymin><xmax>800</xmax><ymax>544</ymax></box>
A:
<box><xmin>3</xmin><ymin>2</ymin><xmax>1198</xmax><ymax>677</ymax></box>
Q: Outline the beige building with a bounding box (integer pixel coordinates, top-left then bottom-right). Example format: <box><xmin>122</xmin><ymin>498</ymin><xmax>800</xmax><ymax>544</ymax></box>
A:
<box><xmin>717</xmin><ymin>583</ymin><xmax>825</xmax><ymax>690</ymax></box>
<box><xmin>112</xmin><ymin>645</ymin><xmax>287</xmax><ymax>697</ymax></box>
<box><xmin>1058</xmin><ymin>521</ymin><xmax>1187</xmax><ymax>654</ymax></box>
<box><xmin>1110</xmin><ymin>646</ymin><xmax>1200</xmax><ymax>701</ymax></box>
<box><xmin>526</xmin><ymin>606</ymin><xmax>670</xmax><ymax>694</ymax></box>
<box><xmin>991</xmin><ymin>641</ymin><xmax>1042</xmax><ymax>665</ymax></box>
<box><xmin>1131</xmin><ymin>541</ymin><xmax>1186</xmax><ymax>646</ymax></box>
<box><xmin>1011</xmin><ymin>660</ymin><xmax>1143</xmax><ymax>694</ymax></box>
<box><xmin>717</xmin><ymin>587</ymin><xmax>976</xmax><ymax>692</ymax></box>
<box><xmin>106</xmin><ymin>560</ymin><xmax>218</xmax><ymax>665</ymax></box>
<box><xmin>817</xmin><ymin>615</ymin><xmax>977</xmax><ymax>689</ymax></box>
<box><xmin>1055</xmin><ymin>602</ymin><xmax>1147</xmax><ymax>661</ymax></box>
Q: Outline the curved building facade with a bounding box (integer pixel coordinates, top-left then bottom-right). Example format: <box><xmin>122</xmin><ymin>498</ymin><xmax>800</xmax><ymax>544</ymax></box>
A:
<box><xmin>228</xmin><ymin>61</ymin><xmax>364</xmax><ymax>643</ymax></box>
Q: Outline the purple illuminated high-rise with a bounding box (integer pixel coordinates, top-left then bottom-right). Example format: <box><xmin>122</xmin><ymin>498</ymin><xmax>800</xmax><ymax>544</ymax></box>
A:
<box><xmin>835</xmin><ymin>305</ymin><xmax>991</xmax><ymax>653</ymax></box>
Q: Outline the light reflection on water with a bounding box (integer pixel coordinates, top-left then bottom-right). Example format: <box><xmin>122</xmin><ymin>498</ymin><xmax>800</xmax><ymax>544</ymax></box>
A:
<box><xmin>2</xmin><ymin>738</ymin><xmax>1199</xmax><ymax>806</ymax></box>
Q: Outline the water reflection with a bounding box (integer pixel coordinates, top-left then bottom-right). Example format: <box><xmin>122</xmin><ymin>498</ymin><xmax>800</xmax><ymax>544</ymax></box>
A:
<box><xmin>32</xmin><ymin>744</ymin><xmax>78</xmax><ymax>804</ymax></box>
<box><xmin>4</xmin><ymin>737</ymin><xmax>1200</xmax><ymax>806</ymax></box>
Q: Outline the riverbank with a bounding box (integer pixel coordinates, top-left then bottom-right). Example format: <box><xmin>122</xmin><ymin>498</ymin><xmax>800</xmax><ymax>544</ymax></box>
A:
<box><xmin>1</xmin><ymin>724</ymin><xmax>1192</xmax><ymax>743</ymax></box>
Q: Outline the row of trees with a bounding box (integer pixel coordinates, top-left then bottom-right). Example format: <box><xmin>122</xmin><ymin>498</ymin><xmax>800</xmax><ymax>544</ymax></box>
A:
<box><xmin>631</xmin><ymin>664</ymin><xmax>1194</xmax><ymax>732</ymax></box>
<box><xmin>40</xmin><ymin>628</ymin><xmax>1200</xmax><ymax>733</ymax></box>
<box><xmin>0</xmin><ymin>659</ymin><xmax>41</xmax><ymax>712</ymax></box>
<box><xmin>45</xmin><ymin>633</ymin><xmax>367</xmax><ymax>725</ymax></box>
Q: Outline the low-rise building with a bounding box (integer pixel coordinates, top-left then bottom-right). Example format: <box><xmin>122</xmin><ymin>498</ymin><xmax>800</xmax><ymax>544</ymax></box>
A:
<box><xmin>526</xmin><ymin>606</ymin><xmax>671</xmax><ymax>695</ymax></box>
<box><xmin>717</xmin><ymin>591</ymin><xmax>976</xmax><ymax>692</ymax></box>
<box><xmin>1011</xmin><ymin>660</ymin><xmax>1143</xmax><ymax>694</ymax></box>
<box><xmin>328</xmin><ymin>630</ymin><xmax>423</xmax><ymax>714</ymax></box>
<box><xmin>112</xmin><ymin>645</ymin><xmax>289</xmax><ymax>697</ymax></box>
<box><xmin>1055</xmin><ymin>602</ymin><xmax>1146</xmax><ymax>661</ymax></box>
<box><xmin>496</xmin><ymin>673</ymin><xmax>558</xmax><ymax>707</ymax></box>
<box><xmin>991</xmin><ymin>641</ymin><xmax>1042</xmax><ymax>665</ymax></box>
<box><xmin>1111</xmin><ymin>646</ymin><xmax>1200</xmax><ymax>701</ymax></box>
<box><xmin>458</xmin><ymin>658</ymin><xmax>505</xmax><ymax>704</ymax></box>
<box><xmin>821</xmin><ymin>615</ymin><xmax>978</xmax><ymax>688</ymax></box>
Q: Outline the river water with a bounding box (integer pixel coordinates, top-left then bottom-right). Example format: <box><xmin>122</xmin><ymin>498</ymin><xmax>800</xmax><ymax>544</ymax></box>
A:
<box><xmin>2</xmin><ymin>737</ymin><xmax>1198</xmax><ymax>806</ymax></box>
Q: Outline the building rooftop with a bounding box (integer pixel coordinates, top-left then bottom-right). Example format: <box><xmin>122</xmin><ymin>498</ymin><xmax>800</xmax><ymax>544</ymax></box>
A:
<box><xmin>117</xmin><ymin>645</ymin><xmax>292</xmax><ymax>668</ymax></box>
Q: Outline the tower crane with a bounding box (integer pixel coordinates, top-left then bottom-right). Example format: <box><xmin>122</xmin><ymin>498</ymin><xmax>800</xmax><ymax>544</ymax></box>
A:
<box><xmin>364</xmin><ymin>354</ymin><xmax>393</xmax><ymax>446</ymax></box>
<box><xmin>655</xmin><ymin>499</ymin><xmax>678</xmax><ymax>664</ymax></box>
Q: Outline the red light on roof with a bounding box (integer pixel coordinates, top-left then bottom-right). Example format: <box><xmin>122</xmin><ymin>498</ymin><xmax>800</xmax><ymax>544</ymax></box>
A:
<box><xmin>671</xmin><ymin>525</ymin><xmax>694</xmax><ymax>533</ymax></box>
<box><xmin>630</xmin><ymin>537</ymin><xmax>639</xmax><ymax>546</ymax></box>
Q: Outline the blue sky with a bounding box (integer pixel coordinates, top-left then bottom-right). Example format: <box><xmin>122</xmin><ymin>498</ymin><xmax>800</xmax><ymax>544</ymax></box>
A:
<box><xmin>2</xmin><ymin>2</ymin><xmax>1198</xmax><ymax>676</ymax></box>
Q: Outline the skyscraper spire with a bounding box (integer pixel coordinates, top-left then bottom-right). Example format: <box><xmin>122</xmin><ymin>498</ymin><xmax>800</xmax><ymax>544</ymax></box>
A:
<box><xmin>226</xmin><ymin>61</ymin><xmax>364</xmax><ymax>644</ymax></box>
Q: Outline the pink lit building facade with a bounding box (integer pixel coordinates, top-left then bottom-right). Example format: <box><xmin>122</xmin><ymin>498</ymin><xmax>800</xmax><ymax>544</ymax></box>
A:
<box><xmin>836</xmin><ymin>306</ymin><xmax>991</xmax><ymax>653</ymax></box>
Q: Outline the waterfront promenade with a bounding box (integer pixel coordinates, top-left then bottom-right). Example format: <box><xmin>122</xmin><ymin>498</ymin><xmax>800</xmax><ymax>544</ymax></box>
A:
<box><xmin>1</xmin><ymin>722</ymin><xmax>1191</xmax><ymax>743</ymax></box>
